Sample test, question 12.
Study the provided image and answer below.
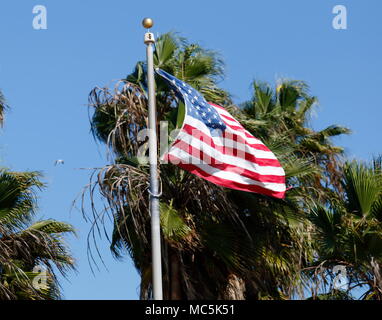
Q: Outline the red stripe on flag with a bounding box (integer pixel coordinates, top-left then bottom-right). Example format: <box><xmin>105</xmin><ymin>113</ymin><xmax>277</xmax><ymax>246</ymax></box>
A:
<box><xmin>165</xmin><ymin>154</ymin><xmax>285</xmax><ymax>199</ymax></box>
<box><xmin>183</xmin><ymin>124</ymin><xmax>272</xmax><ymax>153</ymax></box>
<box><xmin>171</xmin><ymin>139</ymin><xmax>285</xmax><ymax>184</ymax></box>
<box><xmin>182</xmin><ymin>125</ymin><xmax>280</xmax><ymax>167</ymax></box>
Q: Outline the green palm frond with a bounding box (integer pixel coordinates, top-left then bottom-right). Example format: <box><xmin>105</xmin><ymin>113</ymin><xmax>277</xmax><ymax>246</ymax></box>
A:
<box><xmin>343</xmin><ymin>161</ymin><xmax>382</xmax><ymax>216</ymax></box>
<box><xmin>282</xmin><ymin>155</ymin><xmax>319</xmax><ymax>180</ymax></box>
<box><xmin>309</xmin><ymin>205</ymin><xmax>343</xmax><ymax>255</ymax></box>
<box><xmin>0</xmin><ymin>169</ymin><xmax>75</xmax><ymax>300</ymax></box>
<box><xmin>246</xmin><ymin>81</ymin><xmax>275</xmax><ymax>117</ymax></box>
<box><xmin>276</xmin><ymin>80</ymin><xmax>309</xmax><ymax>110</ymax></box>
<box><xmin>154</xmin><ymin>32</ymin><xmax>183</xmax><ymax>69</ymax></box>
<box><xmin>201</xmin><ymin>222</ymin><xmax>249</xmax><ymax>272</ymax></box>
<box><xmin>371</xmin><ymin>196</ymin><xmax>382</xmax><ymax>222</ymax></box>
<box><xmin>296</xmin><ymin>96</ymin><xmax>317</xmax><ymax>118</ymax></box>
<box><xmin>315</xmin><ymin>125</ymin><xmax>351</xmax><ymax>140</ymax></box>
<box><xmin>0</xmin><ymin>170</ymin><xmax>43</xmax><ymax>231</ymax></box>
<box><xmin>160</xmin><ymin>201</ymin><xmax>191</xmax><ymax>242</ymax></box>
<box><xmin>26</xmin><ymin>220</ymin><xmax>76</xmax><ymax>236</ymax></box>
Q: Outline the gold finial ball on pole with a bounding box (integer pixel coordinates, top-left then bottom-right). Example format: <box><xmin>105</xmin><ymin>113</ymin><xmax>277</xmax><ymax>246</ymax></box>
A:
<box><xmin>142</xmin><ymin>18</ymin><xmax>154</xmax><ymax>29</ymax></box>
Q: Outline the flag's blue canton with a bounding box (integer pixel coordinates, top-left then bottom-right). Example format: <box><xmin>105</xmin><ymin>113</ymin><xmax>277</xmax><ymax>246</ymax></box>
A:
<box><xmin>156</xmin><ymin>69</ymin><xmax>227</xmax><ymax>132</ymax></box>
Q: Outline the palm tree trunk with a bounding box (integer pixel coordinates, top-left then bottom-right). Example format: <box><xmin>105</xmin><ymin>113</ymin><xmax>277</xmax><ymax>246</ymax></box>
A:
<box><xmin>222</xmin><ymin>274</ymin><xmax>246</xmax><ymax>300</ymax></box>
<box><xmin>169</xmin><ymin>249</ymin><xmax>182</xmax><ymax>300</ymax></box>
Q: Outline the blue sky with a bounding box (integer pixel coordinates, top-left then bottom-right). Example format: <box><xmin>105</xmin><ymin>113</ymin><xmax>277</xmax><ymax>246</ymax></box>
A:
<box><xmin>0</xmin><ymin>0</ymin><xmax>380</xmax><ymax>299</ymax></box>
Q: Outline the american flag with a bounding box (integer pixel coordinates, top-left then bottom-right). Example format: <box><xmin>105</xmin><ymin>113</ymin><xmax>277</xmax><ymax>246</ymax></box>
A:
<box><xmin>156</xmin><ymin>69</ymin><xmax>286</xmax><ymax>198</ymax></box>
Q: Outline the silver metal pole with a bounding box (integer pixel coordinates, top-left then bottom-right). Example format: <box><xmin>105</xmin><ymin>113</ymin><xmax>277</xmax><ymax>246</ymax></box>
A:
<box><xmin>143</xmin><ymin>18</ymin><xmax>163</xmax><ymax>300</ymax></box>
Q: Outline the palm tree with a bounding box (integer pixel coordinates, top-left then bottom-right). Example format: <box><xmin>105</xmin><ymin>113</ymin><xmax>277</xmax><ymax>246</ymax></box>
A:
<box><xmin>308</xmin><ymin>156</ymin><xmax>382</xmax><ymax>299</ymax></box>
<box><xmin>85</xmin><ymin>32</ymin><xmax>348</xmax><ymax>300</ymax></box>
<box><xmin>0</xmin><ymin>169</ymin><xmax>75</xmax><ymax>300</ymax></box>
<box><xmin>240</xmin><ymin>80</ymin><xmax>350</xmax><ymax>201</ymax></box>
<box><xmin>88</xmin><ymin>33</ymin><xmax>246</xmax><ymax>299</ymax></box>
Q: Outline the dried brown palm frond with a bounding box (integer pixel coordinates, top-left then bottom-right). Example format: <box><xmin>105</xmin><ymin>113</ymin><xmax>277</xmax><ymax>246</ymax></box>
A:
<box><xmin>78</xmin><ymin>164</ymin><xmax>149</xmax><ymax>271</ymax></box>
<box><xmin>89</xmin><ymin>81</ymin><xmax>148</xmax><ymax>160</ymax></box>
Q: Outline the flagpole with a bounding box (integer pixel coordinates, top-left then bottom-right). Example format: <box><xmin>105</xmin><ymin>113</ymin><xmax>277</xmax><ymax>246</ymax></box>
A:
<box><xmin>142</xmin><ymin>18</ymin><xmax>163</xmax><ymax>300</ymax></box>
